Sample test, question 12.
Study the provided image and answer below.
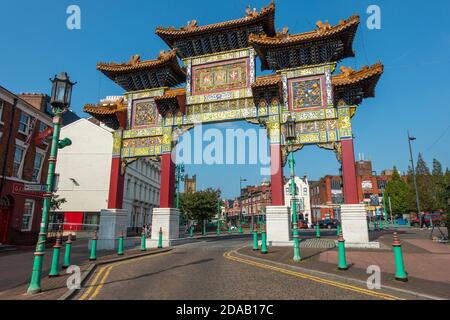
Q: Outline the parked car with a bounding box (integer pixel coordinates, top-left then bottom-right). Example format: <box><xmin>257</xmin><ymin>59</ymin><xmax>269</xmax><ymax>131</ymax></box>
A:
<box><xmin>410</xmin><ymin>213</ymin><xmax>446</xmax><ymax>227</ymax></box>
<box><xmin>297</xmin><ymin>220</ymin><xmax>309</xmax><ymax>229</ymax></box>
<box><xmin>314</xmin><ymin>219</ymin><xmax>338</xmax><ymax>229</ymax></box>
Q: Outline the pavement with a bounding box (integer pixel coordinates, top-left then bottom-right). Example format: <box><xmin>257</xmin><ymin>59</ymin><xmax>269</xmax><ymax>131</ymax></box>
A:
<box><xmin>237</xmin><ymin>227</ymin><xmax>450</xmax><ymax>300</ymax></box>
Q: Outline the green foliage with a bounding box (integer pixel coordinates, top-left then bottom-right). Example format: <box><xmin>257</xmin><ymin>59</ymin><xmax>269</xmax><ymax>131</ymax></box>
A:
<box><xmin>404</xmin><ymin>155</ymin><xmax>449</xmax><ymax>213</ymax></box>
<box><xmin>179</xmin><ymin>189</ymin><xmax>221</xmax><ymax>222</ymax></box>
<box><xmin>385</xmin><ymin>167</ymin><xmax>413</xmax><ymax>216</ymax></box>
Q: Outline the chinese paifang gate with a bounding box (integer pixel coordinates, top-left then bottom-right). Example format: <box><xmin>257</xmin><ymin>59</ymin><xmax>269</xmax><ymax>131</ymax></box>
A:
<box><xmin>84</xmin><ymin>2</ymin><xmax>384</xmax><ymax>249</ymax></box>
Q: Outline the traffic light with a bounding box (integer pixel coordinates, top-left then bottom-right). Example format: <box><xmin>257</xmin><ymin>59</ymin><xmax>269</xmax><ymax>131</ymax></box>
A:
<box><xmin>58</xmin><ymin>138</ymin><xmax>72</xmax><ymax>149</ymax></box>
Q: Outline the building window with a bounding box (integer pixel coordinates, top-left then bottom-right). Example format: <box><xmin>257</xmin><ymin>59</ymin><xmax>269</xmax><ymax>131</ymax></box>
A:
<box><xmin>18</xmin><ymin>112</ymin><xmax>31</xmax><ymax>134</ymax></box>
<box><xmin>32</xmin><ymin>153</ymin><xmax>44</xmax><ymax>182</ymax></box>
<box><xmin>21</xmin><ymin>199</ymin><xmax>35</xmax><ymax>231</ymax></box>
<box><xmin>38</xmin><ymin>122</ymin><xmax>47</xmax><ymax>133</ymax></box>
<box><xmin>377</xmin><ymin>180</ymin><xmax>387</xmax><ymax>190</ymax></box>
<box><xmin>13</xmin><ymin>146</ymin><xmax>25</xmax><ymax>178</ymax></box>
<box><xmin>331</xmin><ymin>179</ymin><xmax>342</xmax><ymax>190</ymax></box>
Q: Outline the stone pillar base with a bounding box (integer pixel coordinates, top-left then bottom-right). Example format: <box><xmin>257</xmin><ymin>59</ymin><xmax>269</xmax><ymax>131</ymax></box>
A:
<box><xmin>266</xmin><ymin>206</ymin><xmax>291</xmax><ymax>246</ymax></box>
<box><xmin>341</xmin><ymin>204</ymin><xmax>380</xmax><ymax>248</ymax></box>
<box><xmin>90</xmin><ymin>208</ymin><xmax>129</xmax><ymax>251</ymax></box>
<box><xmin>148</xmin><ymin>208</ymin><xmax>180</xmax><ymax>248</ymax></box>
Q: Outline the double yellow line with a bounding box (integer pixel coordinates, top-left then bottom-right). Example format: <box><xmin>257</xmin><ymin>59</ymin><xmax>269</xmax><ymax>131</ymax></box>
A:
<box><xmin>223</xmin><ymin>251</ymin><xmax>403</xmax><ymax>300</ymax></box>
<box><xmin>79</xmin><ymin>251</ymin><xmax>171</xmax><ymax>300</ymax></box>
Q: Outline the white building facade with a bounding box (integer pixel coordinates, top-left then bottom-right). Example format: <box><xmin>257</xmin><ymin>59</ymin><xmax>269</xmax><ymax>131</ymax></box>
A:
<box><xmin>284</xmin><ymin>176</ymin><xmax>312</xmax><ymax>226</ymax></box>
<box><xmin>54</xmin><ymin>118</ymin><xmax>160</xmax><ymax>235</ymax></box>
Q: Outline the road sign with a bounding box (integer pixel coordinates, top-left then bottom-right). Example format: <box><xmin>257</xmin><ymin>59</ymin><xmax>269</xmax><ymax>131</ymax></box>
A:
<box><xmin>23</xmin><ymin>184</ymin><xmax>47</xmax><ymax>192</ymax></box>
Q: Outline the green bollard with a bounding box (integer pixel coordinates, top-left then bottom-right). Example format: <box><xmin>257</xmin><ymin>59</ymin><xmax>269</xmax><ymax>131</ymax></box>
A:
<box><xmin>261</xmin><ymin>223</ymin><xmax>268</xmax><ymax>254</ymax></box>
<box><xmin>407</xmin><ymin>218</ymin><xmax>411</xmax><ymax>228</ymax></box>
<box><xmin>228</xmin><ymin>224</ymin><xmax>231</xmax><ymax>234</ymax></box>
<box><xmin>117</xmin><ymin>231</ymin><xmax>124</xmax><ymax>256</ymax></box>
<box><xmin>49</xmin><ymin>233</ymin><xmax>62</xmax><ymax>277</ymax></box>
<box><xmin>379</xmin><ymin>218</ymin><xmax>383</xmax><ymax>231</ymax></box>
<box><xmin>157</xmin><ymin>227</ymin><xmax>163</xmax><ymax>249</ymax></box>
<box><xmin>89</xmin><ymin>231</ymin><xmax>98</xmax><ymax>261</ymax></box>
<box><xmin>252</xmin><ymin>224</ymin><xmax>259</xmax><ymax>251</ymax></box>
<box><xmin>337</xmin><ymin>224</ymin><xmax>341</xmax><ymax>237</ymax></box>
<box><xmin>62</xmin><ymin>233</ymin><xmax>73</xmax><ymax>269</ymax></box>
<box><xmin>315</xmin><ymin>223</ymin><xmax>321</xmax><ymax>239</ymax></box>
<box><xmin>392</xmin><ymin>232</ymin><xmax>408</xmax><ymax>282</ymax></box>
<box><xmin>141</xmin><ymin>229</ymin><xmax>147</xmax><ymax>252</ymax></box>
<box><xmin>373</xmin><ymin>220</ymin><xmax>378</xmax><ymax>231</ymax></box>
<box><xmin>203</xmin><ymin>221</ymin><xmax>207</xmax><ymax>236</ymax></box>
<box><xmin>189</xmin><ymin>226</ymin><xmax>194</xmax><ymax>237</ymax></box>
<box><xmin>337</xmin><ymin>230</ymin><xmax>348</xmax><ymax>270</ymax></box>
<box><xmin>238</xmin><ymin>222</ymin><xmax>243</xmax><ymax>234</ymax></box>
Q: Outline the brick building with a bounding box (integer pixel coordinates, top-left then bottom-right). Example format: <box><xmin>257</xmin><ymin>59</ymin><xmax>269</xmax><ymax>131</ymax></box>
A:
<box><xmin>238</xmin><ymin>180</ymin><xmax>272</xmax><ymax>223</ymax></box>
<box><xmin>310</xmin><ymin>160</ymin><xmax>390</xmax><ymax>221</ymax></box>
<box><xmin>0</xmin><ymin>88</ymin><xmax>54</xmax><ymax>245</ymax></box>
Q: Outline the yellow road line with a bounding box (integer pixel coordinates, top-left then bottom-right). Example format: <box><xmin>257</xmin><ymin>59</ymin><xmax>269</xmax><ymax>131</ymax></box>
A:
<box><xmin>78</xmin><ymin>266</ymin><xmax>108</xmax><ymax>300</ymax></box>
<box><xmin>79</xmin><ymin>251</ymin><xmax>172</xmax><ymax>300</ymax></box>
<box><xmin>224</xmin><ymin>251</ymin><xmax>403</xmax><ymax>301</ymax></box>
<box><xmin>89</xmin><ymin>265</ymin><xmax>113</xmax><ymax>300</ymax></box>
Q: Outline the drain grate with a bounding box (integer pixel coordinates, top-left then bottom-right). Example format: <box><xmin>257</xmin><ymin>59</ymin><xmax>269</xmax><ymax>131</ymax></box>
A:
<box><xmin>300</xmin><ymin>238</ymin><xmax>336</xmax><ymax>249</ymax></box>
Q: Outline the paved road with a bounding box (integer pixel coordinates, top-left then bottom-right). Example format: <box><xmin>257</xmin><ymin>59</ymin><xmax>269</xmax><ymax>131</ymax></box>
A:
<box><xmin>74</xmin><ymin>236</ymin><xmax>410</xmax><ymax>300</ymax></box>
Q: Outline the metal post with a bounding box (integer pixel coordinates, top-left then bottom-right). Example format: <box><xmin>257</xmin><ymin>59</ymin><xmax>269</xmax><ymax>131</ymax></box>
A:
<box><xmin>289</xmin><ymin>141</ymin><xmax>301</xmax><ymax>262</ymax></box>
<box><xmin>217</xmin><ymin>191</ymin><xmax>221</xmax><ymax>235</ymax></box>
<box><xmin>141</xmin><ymin>229</ymin><xmax>147</xmax><ymax>251</ymax></box>
<box><xmin>27</xmin><ymin>107</ymin><xmax>62</xmax><ymax>294</ymax></box>
<box><xmin>252</xmin><ymin>224</ymin><xmax>259</xmax><ymax>251</ymax></box>
<box><xmin>89</xmin><ymin>231</ymin><xmax>98</xmax><ymax>261</ymax></box>
<box><xmin>388</xmin><ymin>197</ymin><xmax>396</xmax><ymax>229</ymax></box>
<box><xmin>157</xmin><ymin>227</ymin><xmax>163</xmax><ymax>248</ymax></box>
<box><xmin>117</xmin><ymin>230</ymin><xmax>124</xmax><ymax>255</ymax></box>
<box><xmin>337</xmin><ymin>230</ymin><xmax>348</xmax><ymax>270</ymax></box>
<box><xmin>49</xmin><ymin>232</ymin><xmax>62</xmax><ymax>277</ymax></box>
<box><xmin>408</xmin><ymin>131</ymin><xmax>422</xmax><ymax>227</ymax></box>
<box><xmin>392</xmin><ymin>232</ymin><xmax>408</xmax><ymax>282</ymax></box>
<box><xmin>261</xmin><ymin>223</ymin><xmax>268</xmax><ymax>254</ymax></box>
<box><xmin>382</xmin><ymin>189</ymin><xmax>389</xmax><ymax>229</ymax></box>
<box><xmin>62</xmin><ymin>233</ymin><xmax>73</xmax><ymax>268</ymax></box>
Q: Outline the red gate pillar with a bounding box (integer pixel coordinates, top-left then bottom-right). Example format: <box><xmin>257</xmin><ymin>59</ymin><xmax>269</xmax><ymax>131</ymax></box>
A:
<box><xmin>107</xmin><ymin>156</ymin><xmax>125</xmax><ymax>209</ymax></box>
<box><xmin>341</xmin><ymin>139</ymin><xmax>359</xmax><ymax>204</ymax></box>
<box><xmin>159</xmin><ymin>153</ymin><xmax>176</xmax><ymax>208</ymax></box>
<box><xmin>270</xmin><ymin>144</ymin><xmax>285</xmax><ymax>206</ymax></box>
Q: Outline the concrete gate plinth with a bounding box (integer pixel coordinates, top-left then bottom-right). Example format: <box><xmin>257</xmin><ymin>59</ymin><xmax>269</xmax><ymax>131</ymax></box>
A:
<box><xmin>90</xmin><ymin>208</ymin><xmax>134</xmax><ymax>251</ymax></box>
<box><xmin>147</xmin><ymin>208</ymin><xmax>180</xmax><ymax>248</ymax></box>
<box><xmin>341</xmin><ymin>204</ymin><xmax>380</xmax><ymax>248</ymax></box>
<box><xmin>266</xmin><ymin>206</ymin><xmax>291</xmax><ymax>246</ymax></box>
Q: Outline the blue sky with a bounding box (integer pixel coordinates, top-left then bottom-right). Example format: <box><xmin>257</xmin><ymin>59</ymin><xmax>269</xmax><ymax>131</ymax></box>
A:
<box><xmin>1</xmin><ymin>0</ymin><xmax>449</xmax><ymax>199</ymax></box>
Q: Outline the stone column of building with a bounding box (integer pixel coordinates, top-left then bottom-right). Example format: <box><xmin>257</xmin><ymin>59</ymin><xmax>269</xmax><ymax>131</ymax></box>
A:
<box><xmin>149</xmin><ymin>151</ymin><xmax>179</xmax><ymax>248</ymax></box>
<box><xmin>341</xmin><ymin>139</ymin><xmax>359</xmax><ymax>204</ymax></box>
<box><xmin>270</xmin><ymin>144</ymin><xmax>285</xmax><ymax>206</ymax></box>
<box><xmin>107</xmin><ymin>156</ymin><xmax>125</xmax><ymax>209</ymax></box>
<box><xmin>159</xmin><ymin>153</ymin><xmax>176</xmax><ymax>208</ymax></box>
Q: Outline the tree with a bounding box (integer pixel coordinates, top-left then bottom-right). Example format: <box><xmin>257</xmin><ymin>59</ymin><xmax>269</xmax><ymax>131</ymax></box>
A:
<box><xmin>430</xmin><ymin>159</ymin><xmax>447</xmax><ymax>211</ymax></box>
<box><xmin>179</xmin><ymin>189</ymin><xmax>220</xmax><ymax>223</ymax></box>
<box><xmin>385</xmin><ymin>167</ymin><xmax>411</xmax><ymax>217</ymax></box>
<box><xmin>412</xmin><ymin>153</ymin><xmax>434</xmax><ymax>212</ymax></box>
